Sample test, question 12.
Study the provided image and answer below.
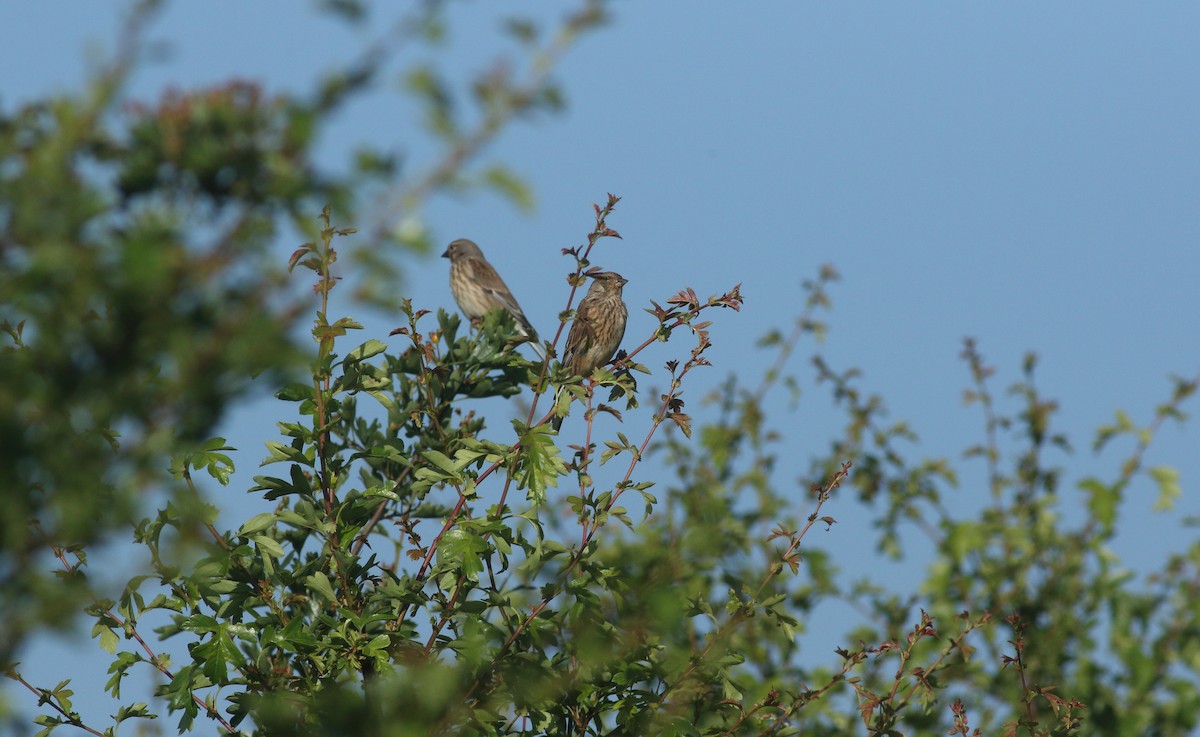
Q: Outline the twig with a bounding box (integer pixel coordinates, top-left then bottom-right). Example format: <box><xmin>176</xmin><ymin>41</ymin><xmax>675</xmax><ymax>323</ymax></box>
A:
<box><xmin>29</xmin><ymin>522</ymin><xmax>238</xmax><ymax>734</ymax></box>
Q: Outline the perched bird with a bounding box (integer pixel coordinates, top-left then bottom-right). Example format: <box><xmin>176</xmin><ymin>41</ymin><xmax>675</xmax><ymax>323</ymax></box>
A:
<box><xmin>553</xmin><ymin>271</ymin><xmax>629</xmax><ymax>430</ymax></box>
<box><xmin>442</xmin><ymin>238</ymin><xmax>539</xmax><ymax>343</ymax></box>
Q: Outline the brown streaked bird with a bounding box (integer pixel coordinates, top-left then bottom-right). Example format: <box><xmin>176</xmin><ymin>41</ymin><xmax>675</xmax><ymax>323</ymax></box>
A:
<box><xmin>442</xmin><ymin>238</ymin><xmax>539</xmax><ymax>343</ymax></box>
<box><xmin>553</xmin><ymin>270</ymin><xmax>629</xmax><ymax>430</ymax></box>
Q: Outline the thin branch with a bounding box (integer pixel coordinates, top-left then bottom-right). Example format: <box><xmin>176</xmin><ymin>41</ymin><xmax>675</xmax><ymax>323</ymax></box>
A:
<box><xmin>30</xmin><ymin>522</ymin><xmax>238</xmax><ymax>734</ymax></box>
<box><xmin>7</xmin><ymin>671</ymin><xmax>107</xmax><ymax>737</ymax></box>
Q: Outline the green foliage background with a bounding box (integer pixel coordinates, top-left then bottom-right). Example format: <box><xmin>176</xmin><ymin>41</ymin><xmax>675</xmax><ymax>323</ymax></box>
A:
<box><xmin>3</xmin><ymin>2</ymin><xmax>1199</xmax><ymax>736</ymax></box>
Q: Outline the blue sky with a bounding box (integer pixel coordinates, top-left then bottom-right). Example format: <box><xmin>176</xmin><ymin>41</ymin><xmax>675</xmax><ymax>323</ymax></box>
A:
<box><xmin>4</xmin><ymin>1</ymin><xmax>1198</xmax><ymax>730</ymax></box>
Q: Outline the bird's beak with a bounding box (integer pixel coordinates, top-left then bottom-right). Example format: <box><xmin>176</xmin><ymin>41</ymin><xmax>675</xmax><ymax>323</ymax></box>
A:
<box><xmin>441</xmin><ymin>248</ymin><xmax>451</xmax><ymax>259</ymax></box>
<box><xmin>619</xmin><ymin>277</ymin><xmax>629</xmax><ymax>287</ymax></box>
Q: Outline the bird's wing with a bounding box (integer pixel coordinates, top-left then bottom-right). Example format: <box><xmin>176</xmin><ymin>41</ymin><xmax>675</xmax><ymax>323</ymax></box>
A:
<box><xmin>563</xmin><ymin>298</ymin><xmax>597</xmax><ymax>366</ymax></box>
<box><xmin>466</xmin><ymin>259</ymin><xmax>537</xmax><ymax>338</ymax></box>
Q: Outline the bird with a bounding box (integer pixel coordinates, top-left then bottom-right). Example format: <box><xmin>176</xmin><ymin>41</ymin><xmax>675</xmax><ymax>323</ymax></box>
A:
<box><xmin>553</xmin><ymin>271</ymin><xmax>629</xmax><ymax>430</ymax></box>
<box><xmin>442</xmin><ymin>238</ymin><xmax>540</xmax><ymax>347</ymax></box>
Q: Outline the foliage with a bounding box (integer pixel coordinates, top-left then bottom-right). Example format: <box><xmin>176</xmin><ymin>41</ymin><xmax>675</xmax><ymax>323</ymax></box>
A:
<box><xmin>12</xmin><ymin>192</ymin><xmax>1200</xmax><ymax>735</ymax></box>
<box><xmin>6</xmin><ymin>2</ymin><xmax>1200</xmax><ymax>737</ymax></box>
<box><xmin>0</xmin><ymin>3</ymin><xmax>313</xmax><ymax>662</ymax></box>
<box><xmin>0</xmin><ymin>0</ymin><xmax>606</xmax><ymax>669</ymax></box>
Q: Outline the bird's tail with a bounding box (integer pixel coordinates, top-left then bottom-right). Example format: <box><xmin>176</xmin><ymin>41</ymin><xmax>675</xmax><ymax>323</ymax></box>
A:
<box><xmin>511</xmin><ymin>317</ymin><xmax>546</xmax><ymax>361</ymax></box>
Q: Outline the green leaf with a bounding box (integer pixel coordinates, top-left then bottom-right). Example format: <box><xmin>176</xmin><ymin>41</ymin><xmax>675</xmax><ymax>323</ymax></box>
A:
<box><xmin>438</xmin><ymin>528</ymin><xmax>488</xmax><ymax>582</ymax></box>
<box><xmin>366</xmin><ymin>634</ymin><xmax>391</xmax><ymax>653</ymax></box>
<box><xmin>239</xmin><ymin>512</ymin><xmax>276</xmax><ymax>537</ymax></box>
<box><xmin>1080</xmin><ymin>477</ymin><xmax>1118</xmax><ymax>535</ymax></box>
<box><xmin>252</xmin><ymin>535</ymin><xmax>285</xmax><ymax>558</ymax></box>
<box><xmin>263</xmin><ymin>441</ymin><xmax>313</xmax><ymax>467</ymax></box>
<box><xmin>423</xmin><ymin>449</ymin><xmax>460</xmax><ymax>476</ymax></box>
<box><xmin>306</xmin><ymin>572</ymin><xmax>337</xmax><ymax>603</ymax></box>
<box><xmin>513</xmin><ymin>423</ymin><xmax>566</xmax><ymax>504</ymax></box>
<box><xmin>93</xmin><ymin>623</ymin><xmax>119</xmax><ymax>654</ymax></box>
<box><xmin>481</xmin><ymin>165</ymin><xmax>535</xmax><ymax>212</ymax></box>
<box><xmin>275</xmin><ymin>383</ymin><xmax>317</xmax><ymax>402</ymax></box>
<box><xmin>1150</xmin><ymin>465</ymin><xmax>1181</xmax><ymax>512</ymax></box>
<box><xmin>346</xmin><ymin>338</ymin><xmax>388</xmax><ymax>362</ymax></box>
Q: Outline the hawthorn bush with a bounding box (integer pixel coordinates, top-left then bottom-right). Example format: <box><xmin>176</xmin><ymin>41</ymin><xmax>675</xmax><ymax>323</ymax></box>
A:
<box><xmin>12</xmin><ymin>197</ymin><xmax>1200</xmax><ymax>736</ymax></box>
<box><xmin>6</xmin><ymin>3</ymin><xmax>1200</xmax><ymax>737</ymax></box>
